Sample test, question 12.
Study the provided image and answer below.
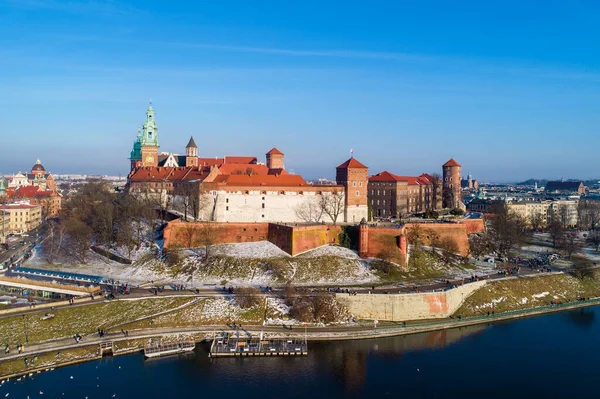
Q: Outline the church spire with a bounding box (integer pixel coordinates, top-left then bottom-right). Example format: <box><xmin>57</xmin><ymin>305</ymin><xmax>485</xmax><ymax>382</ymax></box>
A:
<box><xmin>141</xmin><ymin>101</ymin><xmax>159</xmax><ymax>147</ymax></box>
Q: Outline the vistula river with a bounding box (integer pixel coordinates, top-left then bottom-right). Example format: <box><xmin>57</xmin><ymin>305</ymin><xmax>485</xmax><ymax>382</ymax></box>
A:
<box><xmin>3</xmin><ymin>306</ymin><xmax>599</xmax><ymax>398</ymax></box>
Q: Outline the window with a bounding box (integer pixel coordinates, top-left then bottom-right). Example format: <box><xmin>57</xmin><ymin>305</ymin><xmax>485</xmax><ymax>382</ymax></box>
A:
<box><xmin>262</xmin><ymin>203</ymin><xmax>265</xmax><ymax>208</ymax></box>
<box><xmin>377</xmin><ymin>200</ymin><xmax>380</xmax><ymax>205</ymax></box>
<box><xmin>359</xmin><ymin>182</ymin><xmax>363</xmax><ymax>187</ymax></box>
<box><xmin>383</xmin><ymin>200</ymin><xmax>386</xmax><ymax>205</ymax></box>
<box><xmin>226</xmin><ymin>206</ymin><xmax>229</xmax><ymax>211</ymax></box>
<box><xmin>262</xmin><ymin>214</ymin><xmax>265</xmax><ymax>218</ymax></box>
<box><xmin>377</xmin><ymin>190</ymin><xmax>380</xmax><ymax>195</ymax></box>
<box><xmin>226</xmin><ymin>198</ymin><xmax>229</xmax><ymax>203</ymax></box>
<box><xmin>262</xmin><ymin>197</ymin><xmax>265</xmax><ymax>200</ymax></box>
<box><xmin>353</xmin><ymin>182</ymin><xmax>356</xmax><ymax>187</ymax></box>
<box><xmin>356</xmin><ymin>190</ymin><xmax>359</xmax><ymax>196</ymax></box>
<box><xmin>383</xmin><ymin>190</ymin><xmax>386</xmax><ymax>195</ymax></box>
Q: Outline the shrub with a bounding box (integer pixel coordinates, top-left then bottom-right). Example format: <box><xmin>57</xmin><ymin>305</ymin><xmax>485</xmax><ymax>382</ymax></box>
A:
<box><xmin>235</xmin><ymin>287</ymin><xmax>263</xmax><ymax>309</ymax></box>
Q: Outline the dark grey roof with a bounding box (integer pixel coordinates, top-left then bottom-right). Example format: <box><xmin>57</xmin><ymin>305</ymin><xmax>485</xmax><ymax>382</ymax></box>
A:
<box><xmin>186</xmin><ymin>136</ymin><xmax>197</xmax><ymax>149</ymax></box>
<box><xmin>545</xmin><ymin>181</ymin><xmax>583</xmax><ymax>191</ymax></box>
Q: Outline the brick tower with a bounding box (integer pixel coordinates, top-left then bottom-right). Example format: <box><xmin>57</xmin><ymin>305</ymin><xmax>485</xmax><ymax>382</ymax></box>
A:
<box><xmin>266</xmin><ymin>147</ymin><xmax>284</xmax><ymax>170</ymax></box>
<box><xmin>336</xmin><ymin>157</ymin><xmax>369</xmax><ymax>223</ymax></box>
<box><xmin>442</xmin><ymin>158</ymin><xmax>463</xmax><ymax>210</ymax></box>
<box><xmin>185</xmin><ymin>136</ymin><xmax>198</xmax><ymax>167</ymax></box>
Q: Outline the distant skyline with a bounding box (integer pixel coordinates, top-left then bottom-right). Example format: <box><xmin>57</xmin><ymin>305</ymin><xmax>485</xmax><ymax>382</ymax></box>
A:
<box><xmin>1</xmin><ymin>0</ymin><xmax>599</xmax><ymax>182</ymax></box>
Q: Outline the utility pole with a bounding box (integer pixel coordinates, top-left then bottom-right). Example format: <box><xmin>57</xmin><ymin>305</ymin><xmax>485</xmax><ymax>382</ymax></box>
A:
<box><xmin>22</xmin><ymin>314</ymin><xmax>28</xmax><ymax>344</ymax></box>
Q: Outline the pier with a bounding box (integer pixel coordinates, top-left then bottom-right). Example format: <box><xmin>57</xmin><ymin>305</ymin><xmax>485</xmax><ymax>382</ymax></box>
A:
<box><xmin>209</xmin><ymin>332</ymin><xmax>308</xmax><ymax>357</ymax></box>
<box><xmin>144</xmin><ymin>341</ymin><xmax>195</xmax><ymax>358</ymax></box>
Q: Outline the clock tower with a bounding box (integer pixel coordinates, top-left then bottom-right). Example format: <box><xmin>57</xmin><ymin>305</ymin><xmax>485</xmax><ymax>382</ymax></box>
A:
<box><xmin>140</xmin><ymin>101</ymin><xmax>159</xmax><ymax>167</ymax></box>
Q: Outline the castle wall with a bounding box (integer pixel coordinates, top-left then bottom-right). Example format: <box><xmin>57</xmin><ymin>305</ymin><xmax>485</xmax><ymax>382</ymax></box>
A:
<box><xmin>458</xmin><ymin>218</ymin><xmax>485</xmax><ymax>235</ymax></box>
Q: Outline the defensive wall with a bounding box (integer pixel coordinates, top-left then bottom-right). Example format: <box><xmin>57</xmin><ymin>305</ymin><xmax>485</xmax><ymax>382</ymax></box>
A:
<box><xmin>163</xmin><ymin>219</ymin><xmax>481</xmax><ymax>262</ymax></box>
<box><xmin>336</xmin><ymin>280</ymin><xmax>487</xmax><ymax>321</ymax></box>
<box><xmin>458</xmin><ymin>218</ymin><xmax>485</xmax><ymax>235</ymax></box>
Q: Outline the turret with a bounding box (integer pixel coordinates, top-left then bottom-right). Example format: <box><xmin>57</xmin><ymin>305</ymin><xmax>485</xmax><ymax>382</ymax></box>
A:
<box><xmin>442</xmin><ymin>158</ymin><xmax>464</xmax><ymax>210</ymax></box>
<box><xmin>266</xmin><ymin>147</ymin><xmax>284</xmax><ymax>170</ymax></box>
<box><xmin>185</xmin><ymin>136</ymin><xmax>198</xmax><ymax>167</ymax></box>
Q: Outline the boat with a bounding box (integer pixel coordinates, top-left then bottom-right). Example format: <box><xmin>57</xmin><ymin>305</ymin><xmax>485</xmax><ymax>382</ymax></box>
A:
<box><xmin>144</xmin><ymin>341</ymin><xmax>195</xmax><ymax>358</ymax></box>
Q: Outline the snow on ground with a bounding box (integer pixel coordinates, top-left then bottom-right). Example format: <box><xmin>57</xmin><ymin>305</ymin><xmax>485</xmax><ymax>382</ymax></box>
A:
<box><xmin>264</xmin><ymin>297</ymin><xmax>296</xmax><ymax>325</ymax></box>
<box><xmin>298</xmin><ymin>245</ymin><xmax>359</xmax><ymax>259</ymax></box>
<box><xmin>520</xmin><ymin>297</ymin><xmax>528</xmax><ymax>304</ymax></box>
<box><xmin>532</xmin><ymin>292</ymin><xmax>549</xmax><ymax>299</ymax></box>
<box><xmin>213</xmin><ymin>241</ymin><xmax>290</xmax><ymax>258</ymax></box>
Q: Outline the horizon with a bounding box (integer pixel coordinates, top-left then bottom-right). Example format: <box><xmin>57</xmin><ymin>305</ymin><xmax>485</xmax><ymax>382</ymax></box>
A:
<box><xmin>1</xmin><ymin>1</ymin><xmax>599</xmax><ymax>181</ymax></box>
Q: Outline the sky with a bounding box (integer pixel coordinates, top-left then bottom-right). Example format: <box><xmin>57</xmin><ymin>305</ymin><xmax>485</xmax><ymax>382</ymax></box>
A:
<box><xmin>0</xmin><ymin>0</ymin><xmax>599</xmax><ymax>182</ymax></box>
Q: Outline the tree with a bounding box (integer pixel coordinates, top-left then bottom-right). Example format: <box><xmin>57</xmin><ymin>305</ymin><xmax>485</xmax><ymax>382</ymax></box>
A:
<box><xmin>468</xmin><ymin>233</ymin><xmax>490</xmax><ymax>259</ymax></box>
<box><xmin>319</xmin><ymin>191</ymin><xmax>345</xmax><ymax>225</ymax></box>
<box><xmin>42</xmin><ymin>218</ymin><xmax>65</xmax><ymax>264</ymax></box>
<box><xmin>406</xmin><ymin>224</ymin><xmax>424</xmax><ymax>249</ymax></box>
<box><xmin>563</xmin><ymin>230</ymin><xmax>583</xmax><ymax>259</ymax></box>
<box><xmin>439</xmin><ymin>236</ymin><xmax>459</xmax><ymax>266</ymax></box>
<box><xmin>197</xmin><ymin>223</ymin><xmax>222</xmax><ymax>262</ymax></box>
<box><xmin>181</xmin><ymin>223</ymin><xmax>199</xmax><ymax>248</ymax></box>
<box><xmin>338</xmin><ymin>231</ymin><xmax>351</xmax><ymax>248</ymax></box>
<box><xmin>547</xmin><ymin>220</ymin><xmax>565</xmax><ymax>248</ymax></box>
<box><xmin>558</xmin><ymin>206</ymin><xmax>570</xmax><ymax>229</ymax></box>
<box><xmin>63</xmin><ymin>215</ymin><xmax>93</xmax><ymax>264</ymax></box>
<box><xmin>295</xmin><ymin>196</ymin><xmax>323</xmax><ymax>223</ymax></box>
<box><xmin>529</xmin><ymin>212</ymin><xmax>546</xmax><ymax>231</ymax></box>
<box><xmin>235</xmin><ymin>287</ymin><xmax>262</xmax><ymax>309</ymax></box>
<box><xmin>429</xmin><ymin>173</ymin><xmax>442</xmax><ymax>210</ymax></box>
<box><xmin>587</xmin><ymin>230</ymin><xmax>600</xmax><ymax>252</ymax></box>
<box><xmin>485</xmin><ymin>211</ymin><xmax>530</xmax><ymax>257</ymax></box>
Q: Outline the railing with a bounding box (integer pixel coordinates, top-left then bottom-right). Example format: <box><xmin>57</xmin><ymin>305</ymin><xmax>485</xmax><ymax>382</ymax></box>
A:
<box><xmin>144</xmin><ymin>341</ymin><xmax>195</xmax><ymax>356</ymax></box>
<box><xmin>377</xmin><ymin>297</ymin><xmax>600</xmax><ymax>331</ymax></box>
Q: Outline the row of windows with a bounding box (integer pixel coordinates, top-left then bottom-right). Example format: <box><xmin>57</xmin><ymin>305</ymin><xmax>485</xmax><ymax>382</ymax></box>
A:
<box><xmin>351</xmin><ymin>181</ymin><xmax>364</xmax><ymax>187</ymax></box>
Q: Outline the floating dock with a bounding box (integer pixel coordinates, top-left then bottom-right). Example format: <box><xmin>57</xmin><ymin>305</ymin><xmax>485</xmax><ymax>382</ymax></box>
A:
<box><xmin>144</xmin><ymin>341</ymin><xmax>195</xmax><ymax>358</ymax></box>
<box><xmin>209</xmin><ymin>332</ymin><xmax>308</xmax><ymax>357</ymax></box>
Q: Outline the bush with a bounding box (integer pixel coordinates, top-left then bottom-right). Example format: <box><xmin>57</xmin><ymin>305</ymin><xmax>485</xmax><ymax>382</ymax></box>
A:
<box><xmin>235</xmin><ymin>287</ymin><xmax>263</xmax><ymax>309</ymax></box>
<box><xmin>450</xmin><ymin>208</ymin><xmax>465</xmax><ymax>216</ymax></box>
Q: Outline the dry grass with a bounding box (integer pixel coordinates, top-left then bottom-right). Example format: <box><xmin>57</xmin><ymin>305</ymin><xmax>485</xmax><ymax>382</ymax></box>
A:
<box><xmin>455</xmin><ymin>271</ymin><xmax>600</xmax><ymax>317</ymax></box>
<box><xmin>0</xmin><ymin>297</ymin><xmax>193</xmax><ymax>346</ymax></box>
<box><xmin>0</xmin><ymin>345</ymin><xmax>99</xmax><ymax>378</ymax></box>
<box><xmin>118</xmin><ymin>298</ymin><xmax>265</xmax><ymax>331</ymax></box>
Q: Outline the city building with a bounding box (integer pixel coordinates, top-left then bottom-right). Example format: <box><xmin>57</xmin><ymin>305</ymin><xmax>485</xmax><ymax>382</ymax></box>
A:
<box><xmin>127</xmin><ymin>103</ymin><xmax>369</xmax><ymax>224</ymax></box>
<box><xmin>544</xmin><ymin>181</ymin><xmax>586</xmax><ymax>195</ymax></box>
<box><xmin>0</xmin><ymin>210</ymin><xmax>9</xmax><ymax>244</ymax></box>
<box><xmin>461</xmin><ymin>172</ymin><xmax>479</xmax><ymax>190</ymax></box>
<box><xmin>548</xmin><ymin>199</ymin><xmax>579</xmax><ymax>227</ymax></box>
<box><xmin>506</xmin><ymin>200</ymin><xmax>552</xmax><ymax>226</ymax></box>
<box><xmin>2</xmin><ymin>160</ymin><xmax>62</xmax><ymax>219</ymax></box>
<box><xmin>0</xmin><ymin>202</ymin><xmax>42</xmax><ymax>235</ymax></box>
<box><xmin>368</xmin><ymin>172</ymin><xmax>437</xmax><ymax>219</ymax></box>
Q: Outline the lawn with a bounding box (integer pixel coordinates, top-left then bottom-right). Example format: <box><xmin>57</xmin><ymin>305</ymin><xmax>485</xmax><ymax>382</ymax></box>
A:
<box><xmin>0</xmin><ymin>297</ymin><xmax>194</xmax><ymax>346</ymax></box>
<box><xmin>0</xmin><ymin>345</ymin><xmax>99</xmax><ymax>378</ymax></box>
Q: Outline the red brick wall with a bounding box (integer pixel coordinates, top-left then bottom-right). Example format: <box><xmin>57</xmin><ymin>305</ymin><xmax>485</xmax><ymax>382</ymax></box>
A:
<box><xmin>365</xmin><ymin>227</ymin><xmax>406</xmax><ymax>265</ymax></box>
<box><xmin>266</xmin><ymin>223</ymin><xmax>294</xmax><ymax>255</ymax></box>
<box><xmin>403</xmin><ymin>223</ymin><xmax>470</xmax><ymax>255</ymax></box>
<box><xmin>290</xmin><ymin>225</ymin><xmax>342</xmax><ymax>255</ymax></box>
<box><xmin>458</xmin><ymin>219</ymin><xmax>485</xmax><ymax>235</ymax></box>
<box><xmin>164</xmin><ymin>221</ymin><xmax>268</xmax><ymax>249</ymax></box>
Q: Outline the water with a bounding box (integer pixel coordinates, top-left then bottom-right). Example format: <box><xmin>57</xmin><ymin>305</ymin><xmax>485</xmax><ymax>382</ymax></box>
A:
<box><xmin>3</xmin><ymin>307</ymin><xmax>599</xmax><ymax>398</ymax></box>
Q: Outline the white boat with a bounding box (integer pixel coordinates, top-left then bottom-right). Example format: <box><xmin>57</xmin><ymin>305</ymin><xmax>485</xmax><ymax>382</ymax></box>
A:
<box><xmin>144</xmin><ymin>342</ymin><xmax>195</xmax><ymax>358</ymax></box>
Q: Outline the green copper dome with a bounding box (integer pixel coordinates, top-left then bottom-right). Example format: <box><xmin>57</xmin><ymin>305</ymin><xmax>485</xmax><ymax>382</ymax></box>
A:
<box><xmin>141</xmin><ymin>101</ymin><xmax>159</xmax><ymax>147</ymax></box>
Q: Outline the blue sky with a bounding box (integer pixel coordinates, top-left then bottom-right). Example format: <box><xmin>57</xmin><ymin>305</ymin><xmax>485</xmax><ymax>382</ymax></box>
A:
<box><xmin>0</xmin><ymin>0</ymin><xmax>599</xmax><ymax>182</ymax></box>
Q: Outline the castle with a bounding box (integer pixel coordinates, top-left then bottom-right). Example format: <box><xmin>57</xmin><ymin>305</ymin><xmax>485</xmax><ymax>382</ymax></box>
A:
<box><xmin>127</xmin><ymin>103</ymin><xmax>369</xmax><ymax>224</ymax></box>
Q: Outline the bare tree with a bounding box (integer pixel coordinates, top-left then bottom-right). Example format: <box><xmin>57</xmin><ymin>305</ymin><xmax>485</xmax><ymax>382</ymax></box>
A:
<box><xmin>558</xmin><ymin>206</ymin><xmax>570</xmax><ymax>229</ymax></box>
<box><xmin>485</xmin><ymin>210</ymin><xmax>530</xmax><ymax>257</ymax></box>
<box><xmin>429</xmin><ymin>173</ymin><xmax>442</xmax><ymax>210</ymax></box>
<box><xmin>563</xmin><ymin>230</ymin><xmax>583</xmax><ymax>259</ymax></box>
<box><xmin>439</xmin><ymin>236</ymin><xmax>459</xmax><ymax>266</ymax></box>
<box><xmin>547</xmin><ymin>219</ymin><xmax>565</xmax><ymax>248</ymax></box>
<box><xmin>295</xmin><ymin>196</ymin><xmax>323</xmax><ymax>223</ymax></box>
<box><xmin>529</xmin><ymin>212</ymin><xmax>546</xmax><ymax>231</ymax></box>
<box><xmin>587</xmin><ymin>230</ymin><xmax>600</xmax><ymax>252</ymax></box>
<box><xmin>42</xmin><ymin>218</ymin><xmax>65</xmax><ymax>264</ymax></box>
<box><xmin>468</xmin><ymin>233</ymin><xmax>490</xmax><ymax>259</ymax></box>
<box><xmin>63</xmin><ymin>215</ymin><xmax>93</xmax><ymax>264</ymax></box>
<box><xmin>180</xmin><ymin>223</ymin><xmax>199</xmax><ymax>248</ymax></box>
<box><xmin>197</xmin><ymin>222</ymin><xmax>222</xmax><ymax>262</ymax></box>
<box><xmin>235</xmin><ymin>287</ymin><xmax>262</xmax><ymax>309</ymax></box>
<box><xmin>319</xmin><ymin>191</ymin><xmax>345</xmax><ymax>225</ymax></box>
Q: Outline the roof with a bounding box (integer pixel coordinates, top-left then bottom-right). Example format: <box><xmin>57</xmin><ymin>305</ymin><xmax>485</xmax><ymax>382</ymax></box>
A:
<box><xmin>197</xmin><ymin>157</ymin><xmax>225</xmax><ymax>167</ymax></box>
<box><xmin>443</xmin><ymin>158</ymin><xmax>461</xmax><ymax>167</ymax></box>
<box><xmin>32</xmin><ymin>160</ymin><xmax>45</xmax><ymax>172</ymax></box>
<box><xmin>128</xmin><ymin>166</ymin><xmax>209</xmax><ymax>182</ymax></box>
<box><xmin>1</xmin><ymin>203</ymin><xmax>40</xmax><ymax>210</ymax></box>
<box><xmin>186</xmin><ymin>136</ymin><xmax>197</xmax><ymax>149</ymax></box>
<box><xmin>218</xmin><ymin>163</ymin><xmax>271</xmax><ymax>176</ymax></box>
<box><xmin>267</xmin><ymin>147</ymin><xmax>284</xmax><ymax>156</ymax></box>
<box><xmin>545</xmin><ymin>181</ymin><xmax>584</xmax><ymax>191</ymax></box>
<box><xmin>369</xmin><ymin>171</ymin><xmax>432</xmax><ymax>185</ymax></box>
<box><xmin>224</xmin><ymin>156</ymin><xmax>257</xmax><ymax>164</ymax></box>
<box><xmin>210</xmin><ymin>173</ymin><xmax>307</xmax><ymax>187</ymax></box>
<box><xmin>336</xmin><ymin>157</ymin><xmax>368</xmax><ymax>169</ymax></box>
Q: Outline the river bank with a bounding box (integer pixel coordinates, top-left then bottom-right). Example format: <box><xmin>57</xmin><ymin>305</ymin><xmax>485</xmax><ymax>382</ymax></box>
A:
<box><xmin>1</xmin><ymin>296</ymin><xmax>599</xmax><ymax>380</ymax></box>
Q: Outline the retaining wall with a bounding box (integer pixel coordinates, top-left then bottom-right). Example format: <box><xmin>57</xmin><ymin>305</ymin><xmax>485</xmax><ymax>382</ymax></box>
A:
<box><xmin>336</xmin><ymin>281</ymin><xmax>486</xmax><ymax>321</ymax></box>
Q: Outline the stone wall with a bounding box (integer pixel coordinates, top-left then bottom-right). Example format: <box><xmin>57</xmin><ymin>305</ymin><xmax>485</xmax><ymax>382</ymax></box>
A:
<box><xmin>336</xmin><ymin>281</ymin><xmax>486</xmax><ymax>321</ymax></box>
<box><xmin>458</xmin><ymin>218</ymin><xmax>485</xmax><ymax>235</ymax></box>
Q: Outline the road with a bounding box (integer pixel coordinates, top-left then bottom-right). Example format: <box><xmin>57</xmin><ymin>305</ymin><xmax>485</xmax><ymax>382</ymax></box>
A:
<box><xmin>0</xmin><ymin>234</ymin><xmax>39</xmax><ymax>267</ymax></box>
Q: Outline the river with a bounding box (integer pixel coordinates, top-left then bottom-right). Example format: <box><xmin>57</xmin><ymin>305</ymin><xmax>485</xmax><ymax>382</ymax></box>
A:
<box><xmin>3</xmin><ymin>306</ymin><xmax>599</xmax><ymax>398</ymax></box>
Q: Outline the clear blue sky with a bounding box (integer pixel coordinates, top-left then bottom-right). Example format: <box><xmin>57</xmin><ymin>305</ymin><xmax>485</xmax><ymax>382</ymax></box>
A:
<box><xmin>1</xmin><ymin>0</ymin><xmax>599</xmax><ymax>182</ymax></box>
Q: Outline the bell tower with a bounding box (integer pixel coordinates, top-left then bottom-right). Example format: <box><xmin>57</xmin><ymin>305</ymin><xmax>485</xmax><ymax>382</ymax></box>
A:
<box><xmin>140</xmin><ymin>101</ymin><xmax>159</xmax><ymax>167</ymax></box>
<box><xmin>185</xmin><ymin>136</ymin><xmax>198</xmax><ymax>167</ymax></box>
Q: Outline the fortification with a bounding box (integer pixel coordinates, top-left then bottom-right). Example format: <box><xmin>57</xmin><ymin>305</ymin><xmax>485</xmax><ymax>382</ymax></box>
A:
<box><xmin>442</xmin><ymin>158</ymin><xmax>464</xmax><ymax>210</ymax></box>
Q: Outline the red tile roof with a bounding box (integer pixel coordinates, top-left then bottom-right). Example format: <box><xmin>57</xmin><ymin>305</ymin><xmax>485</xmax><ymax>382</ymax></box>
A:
<box><xmin>197</xmin><ymin>158</ymin><xmax>225</xmax><ymax>167</ymax></box>
<box><xmin>218</xmin><ymin>163</ymin><xmax>270</xmax><ymax>176</ymax></box>
<box><xmin>224</xmin><ymin>156</ymin><xmax>257</xmax><ymax>164</ymax></box>
<box><xmin>336</xmin><ymin>157</ymin><xmax>368</xmax><ymax>169</ymax></box>
<box><xmin>13</xmin><ymin>186</ymin><xmax>40</xmax><ymax>198</ymax></box>
<box><xmin>211</xmin><ymin>173</ymin><xmax>307</xmax><ymax>187</ymax></box>
<box><xmin>369</xmin><ymin>171</ymin><xmax>432</xmax><ymax>185</ymax></box>
<box><xmin>266</xmin><ymin>147</ymin><xmax>284</xmax><ymax>155</ymax></box>
<box><xmin>443</xmin><ymin>158</ymin><xmax>461</xmax><ymax>167</ymax></box>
